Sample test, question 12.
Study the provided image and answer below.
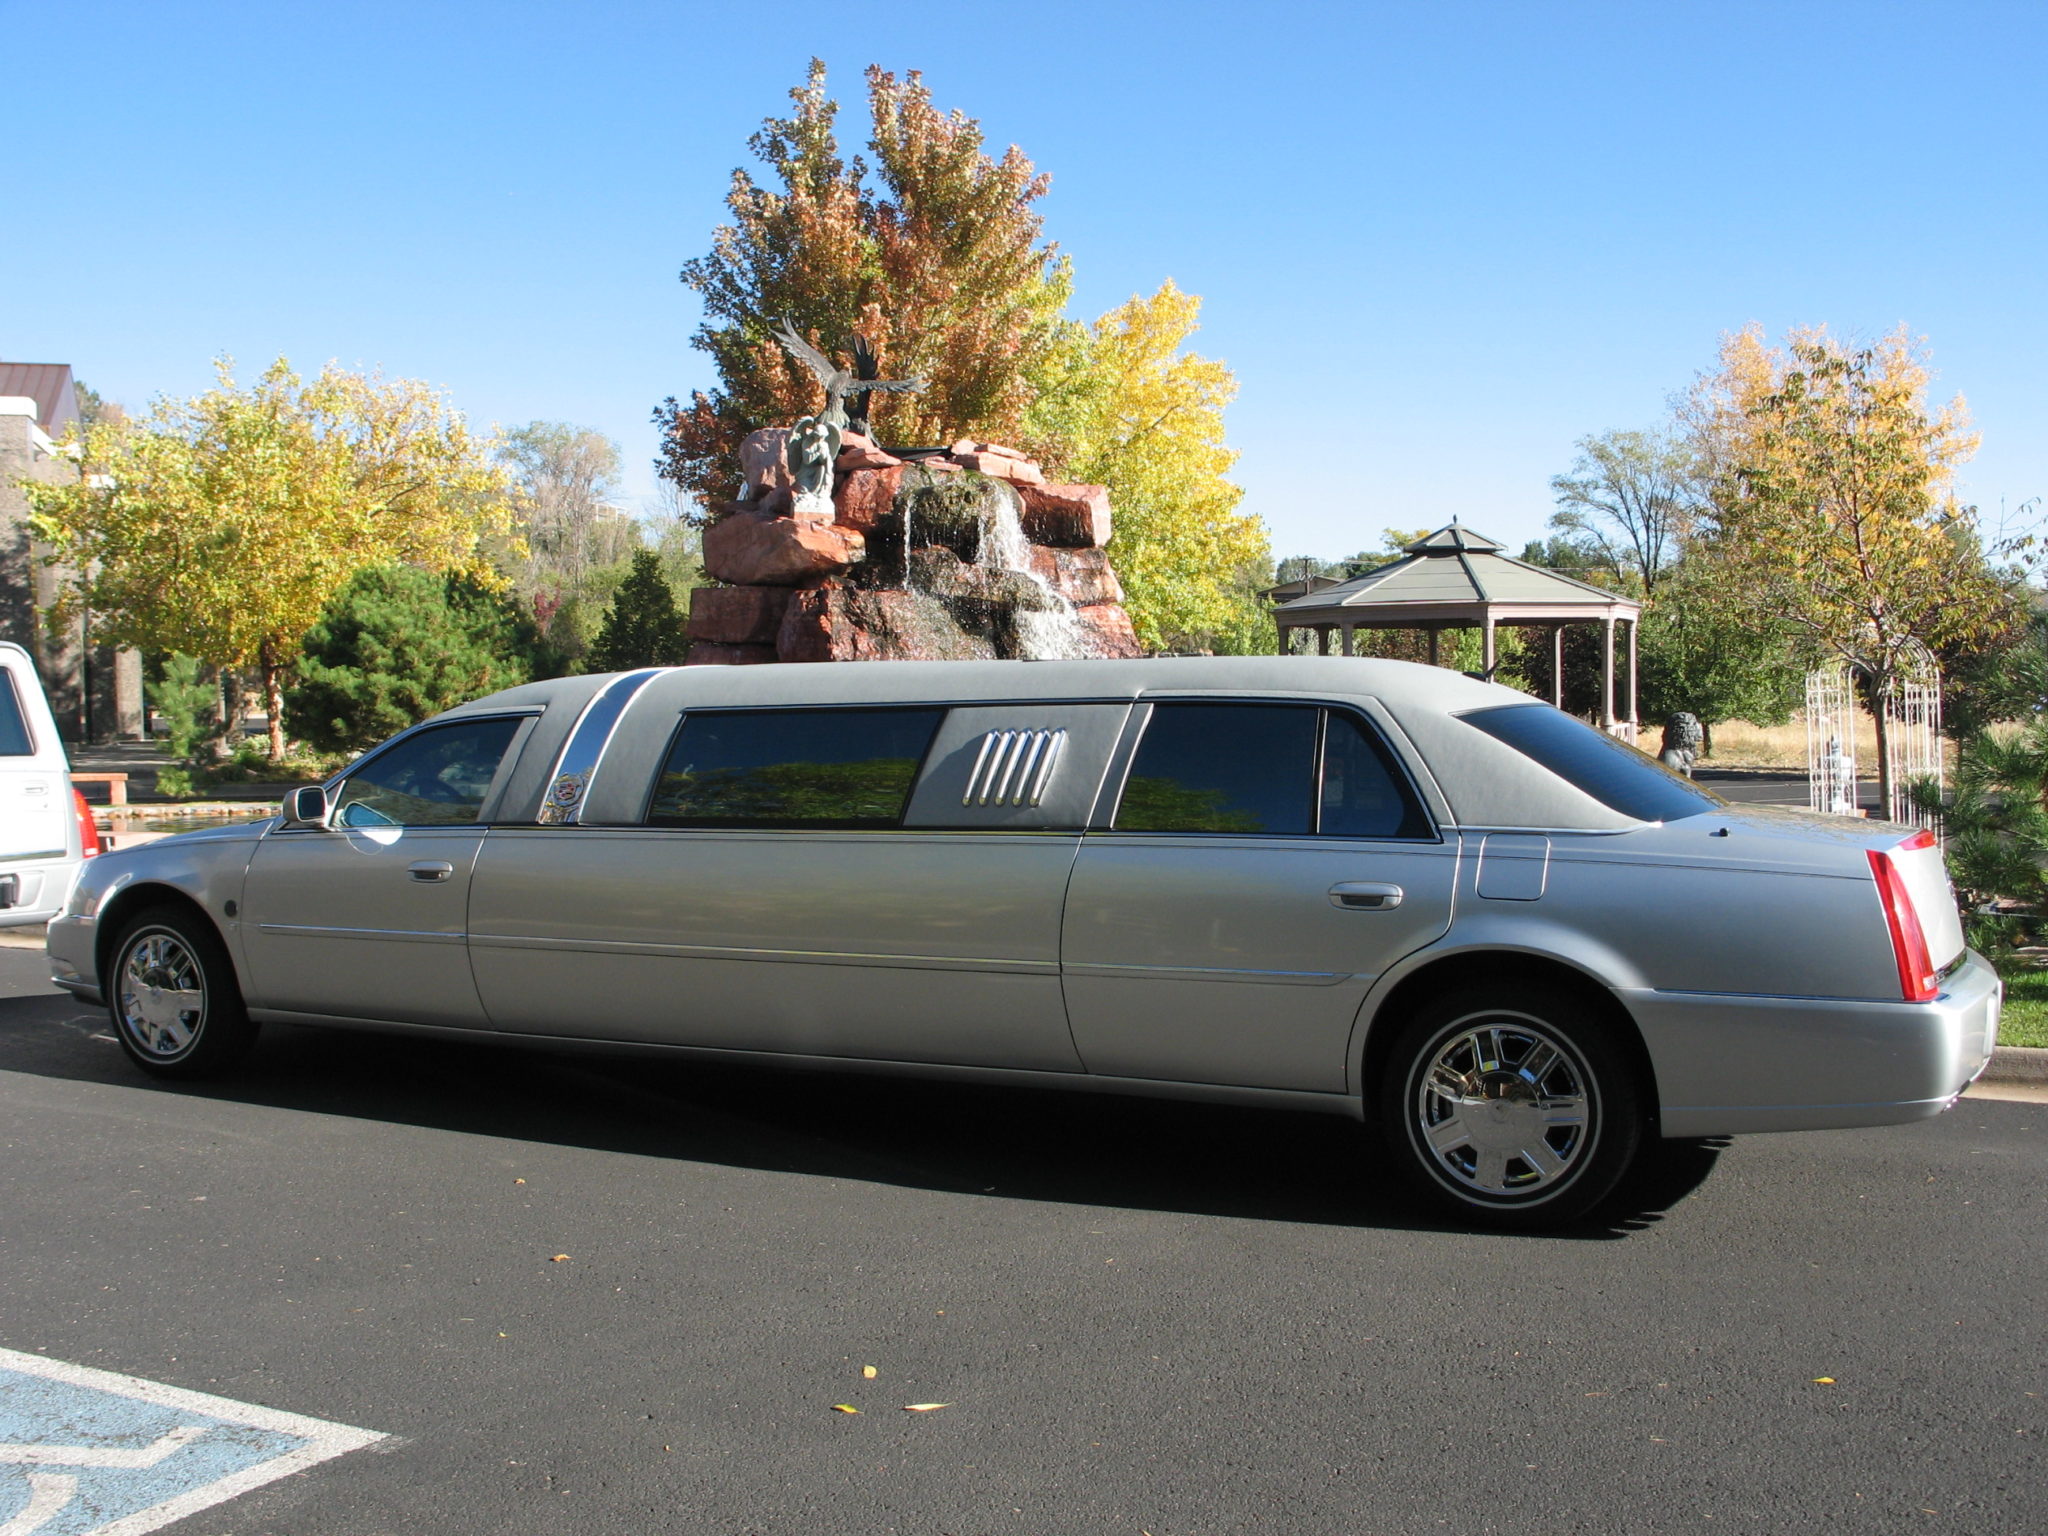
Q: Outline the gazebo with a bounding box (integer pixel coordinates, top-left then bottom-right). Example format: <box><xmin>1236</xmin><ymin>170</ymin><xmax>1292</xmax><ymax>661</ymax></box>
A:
<box><xmin>1272</xmin><ymin>523</ymin><xmax>1644</xmax><ymax>736</ymax></box>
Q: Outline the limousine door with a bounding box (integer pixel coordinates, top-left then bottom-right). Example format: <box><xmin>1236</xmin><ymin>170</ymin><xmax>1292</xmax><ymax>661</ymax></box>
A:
<box><xmin>1060</xmin><ymin>701</ymin><xmax>1458</xmax><ymax>1093</ymax></box>
<box><xmin>239</xmin><ymin>715</ymin><xmax>529</xmax><ymax>1028</ymax></box>
<box><xmin>467</xmin><ymin>703</ymin><xmax>1121</xmax><ymax>1073</ymax></box>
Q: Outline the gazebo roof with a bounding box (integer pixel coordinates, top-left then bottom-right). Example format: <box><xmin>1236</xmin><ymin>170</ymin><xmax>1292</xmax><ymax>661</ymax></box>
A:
<box><xmin>1272</xmin><ymin>522</ymin><xmax>1640</xmax><ymax>628</ymax></box>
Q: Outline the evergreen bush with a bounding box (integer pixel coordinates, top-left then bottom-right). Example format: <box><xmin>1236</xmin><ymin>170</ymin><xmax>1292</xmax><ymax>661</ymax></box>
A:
<box><xmin>287</xmin><ymin>566</ymin><xmax>557</xmax><ymax>754</ymax></box>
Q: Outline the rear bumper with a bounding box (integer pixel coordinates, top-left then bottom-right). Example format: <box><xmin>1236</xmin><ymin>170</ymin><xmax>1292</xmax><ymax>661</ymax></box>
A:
<box><xmin>1623</xmin><ymin>949</ymin><xmax>2002</xmax><ymax>1137</ymax></box>
<box><xmin>0</xmin><ymin>854</ymin><xmax>81</xmax><ymax>929</ymax></box>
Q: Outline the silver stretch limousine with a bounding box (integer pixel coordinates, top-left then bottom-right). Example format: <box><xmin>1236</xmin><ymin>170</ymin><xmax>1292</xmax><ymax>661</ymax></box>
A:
<box><xmin>49</xmin><ymin>658</ymin><xmax>1999</xmax><ymax>1226</ymax></box>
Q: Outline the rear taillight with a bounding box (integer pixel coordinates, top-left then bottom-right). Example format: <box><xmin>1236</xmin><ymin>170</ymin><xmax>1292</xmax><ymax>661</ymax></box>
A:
<box><xmin>1869</xmin><ymin>829</ymin><xmax>1939</xmax><ymax>1002</ymax></box>
<box><xmin>72</xmin><ymin>787</ymin><xmax>102</xmax><ymax>859</ymax></box>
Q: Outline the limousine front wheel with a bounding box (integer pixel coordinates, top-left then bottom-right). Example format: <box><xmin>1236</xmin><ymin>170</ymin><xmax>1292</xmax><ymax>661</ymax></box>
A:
<box><xmin>109</xmin><ymin>907</ymin><xmax>258</xmax><ymax>1079</ymax></box>
<box><xmin>1379</xmin><ymin>987</ymin><xmax>1643</xmax><ymax>1228</ymax></box>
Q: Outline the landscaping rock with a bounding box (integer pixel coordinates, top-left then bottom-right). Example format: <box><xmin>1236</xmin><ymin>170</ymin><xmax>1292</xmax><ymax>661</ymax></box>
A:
<box><xmin>832</xmin><ymin>464</ymin><xmax>907</xmax><ymax>535</ymax></box>
<box><xmin>1019</xmin><ymin>482</ymin><xmax>1112</xmax><ymax>548</ymax></box>
<box><xmin>684</xmin><ymin>641</ymin><xmax>779</xmax><ymax>666</ymax></box>
<box><xmin>836</xmin><ymin>432</ymin><xmax>902</xmax><ymax>472</ymax></box>
<box><xmin>1076</xmin><ymin>601</ymin><xmax>1145</xmax><ymax>658</ymax></box>
<box><xmin>1028</xmin><ymin>544</ymin><xmax>1124</xmax><ymax>607</ymax></box>
<box><xmin>952</xmin><ymin>451</ymin><xmax>1044</xmax><ymax>485</ymax></box>
<box><xmin>738</xmin><ymin>427</ymin><xmax>794</xmax><ymax>498</ymax></box>
<box><xmin>702</xmin><ymin>509</ymin><xmax>866</xmax><ymax>586</ymax></box>
<box><xmin>687</xmin><ymin>585</ymin><xmax>793</xmax><ymax>646</ymax></box>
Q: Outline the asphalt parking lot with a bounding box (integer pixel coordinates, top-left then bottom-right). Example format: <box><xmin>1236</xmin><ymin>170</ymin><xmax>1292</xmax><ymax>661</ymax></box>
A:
<box><xmin>0</xmin><ymin>946</ymin><xmax>2041</xmax><ymax>1535</ymax></box>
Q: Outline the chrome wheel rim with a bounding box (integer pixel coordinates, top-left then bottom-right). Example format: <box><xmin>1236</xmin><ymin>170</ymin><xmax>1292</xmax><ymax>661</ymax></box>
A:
<box><xmin>1412</xmin><ymin>1015</ymin><xmax>1595</xmax><ymax>1200</ymax></box>
<box><xmin>117</xmin><ymin>932</ymin><xmax>207</xmax><ymax>1059</ymax></box>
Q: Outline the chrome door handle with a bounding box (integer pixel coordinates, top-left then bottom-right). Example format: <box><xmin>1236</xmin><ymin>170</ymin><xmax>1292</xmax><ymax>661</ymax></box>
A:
<box><xmin>407</xmin><ymin>861</ymin><xmax>454</xmax><ymax>883</ymax></box>
<box><xmin>1329</xmin><ymin>881</ymin><xmax>1403</xmax><ymax>911</ymax></box>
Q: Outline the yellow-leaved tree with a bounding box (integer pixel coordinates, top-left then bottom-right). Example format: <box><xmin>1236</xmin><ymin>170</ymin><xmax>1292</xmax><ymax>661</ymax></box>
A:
<box><xmin>24</xmin><ymin>357</ymin><xmax>512</xmax><ymax>759</ymax></box>
<box><xmin>1034</xmin><ymin>281</ymin><xmax>1271</xmax><ymax>653</ymax></box>
<box><xmin>1685</xmin><ymin>324</ymin><xmax>2013</xmax><ymax>807</ymax></box>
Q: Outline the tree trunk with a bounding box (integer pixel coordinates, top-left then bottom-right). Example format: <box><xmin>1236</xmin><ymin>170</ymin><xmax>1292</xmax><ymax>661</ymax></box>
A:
<box><xmin>1871</xmin><ymin>699</ymin><xmax>1891</xmax><ymax>822</ymax></box>
<box><xmin>260</xmin><ymin>639</ymin><xmax>286</xmax><ymax>762</ymax></box>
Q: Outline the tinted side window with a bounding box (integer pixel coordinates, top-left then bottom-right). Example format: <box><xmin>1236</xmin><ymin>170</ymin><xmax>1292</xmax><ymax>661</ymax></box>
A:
<box><xmin>648</xmin><ymin>708</ymin><xmax>944</xmax><ymax>829</ymax></box>
<box><xmin>0</xmin><ymin>672</ymin><xmax>33</xmax><ymax>756</ymax></box>
<box><xmin>1460</xmin><ymin>704</ymin><xmax>1724</xmax><ymax>822</ymax></box>
<box><xmin>1115</xmin><ymin>704</ymin><xmax>1318</xmax><ymax>835</ymax></box>
<box><xmin>333</xmin><ymin>718</ymin><xmax>522</xmax><ymax>828</ymax></box>
<box><xmin>1321</xmin><ymin>711</ymin><xmax>1433</xmax><ymax>839</ymax></box>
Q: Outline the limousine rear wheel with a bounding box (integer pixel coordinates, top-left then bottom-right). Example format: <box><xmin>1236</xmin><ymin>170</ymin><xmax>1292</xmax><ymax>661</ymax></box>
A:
<box><xmin>1379</xmin><ymin>986</ymin><xmax>1644</xmax><ymax>1228</ymax></box>
<box><xmin>109</xmin><ymin>907</ymin><xmax>257</xmax><ymax>1079</ymax></box>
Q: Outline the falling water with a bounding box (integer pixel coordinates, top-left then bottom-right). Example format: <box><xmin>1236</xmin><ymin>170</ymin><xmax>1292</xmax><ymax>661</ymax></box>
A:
<box><xmin>982</xmin><ymin>486</ymin><xmax>1089</xmax><ymax>659</ymax></box>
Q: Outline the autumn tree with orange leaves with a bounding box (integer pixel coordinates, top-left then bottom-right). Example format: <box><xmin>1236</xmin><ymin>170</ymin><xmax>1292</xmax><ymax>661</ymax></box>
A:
<box><xmin>656</xmin><ymin>60</ymin><xmax>1074</xmax><ymax>502</ymax></box>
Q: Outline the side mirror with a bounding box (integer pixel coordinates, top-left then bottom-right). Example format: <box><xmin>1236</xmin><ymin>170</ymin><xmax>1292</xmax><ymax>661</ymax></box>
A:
<box><xmin>283</xmin><ymin>784</ymin><xmax>331</xmax><ymax>828</ymax></box>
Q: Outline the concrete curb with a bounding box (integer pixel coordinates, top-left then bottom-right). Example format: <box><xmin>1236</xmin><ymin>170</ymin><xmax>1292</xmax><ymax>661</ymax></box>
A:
<box><xmin>1983</xmin><ymin>1045</ymin><xmax>2048</xmax><ymax>1085</ymax></box>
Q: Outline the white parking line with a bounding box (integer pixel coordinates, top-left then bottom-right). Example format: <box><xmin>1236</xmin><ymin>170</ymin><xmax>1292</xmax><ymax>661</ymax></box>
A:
<box><xmin>0</xmin><ymin>1347</ymin><xmax>387</xmax><ymax>1536</ymax></box>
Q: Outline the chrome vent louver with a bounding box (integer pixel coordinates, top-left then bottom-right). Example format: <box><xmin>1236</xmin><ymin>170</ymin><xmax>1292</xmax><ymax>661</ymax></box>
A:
<box><xmin>963</xmin><ymin>729</ymin><xmax>1066</xmax><ymax>807</ymax></box>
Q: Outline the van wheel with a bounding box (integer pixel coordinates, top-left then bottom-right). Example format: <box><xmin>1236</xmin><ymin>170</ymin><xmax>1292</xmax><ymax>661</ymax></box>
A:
<box><xmin>1377</xmin><ymin>986</ymin><xmax>1643</xmax><ymax>1229</ymax></box>
<box><xmin>108</xmin><ymin>908</ymin><xmax>258</xmax><ymax>1078</ymax></box>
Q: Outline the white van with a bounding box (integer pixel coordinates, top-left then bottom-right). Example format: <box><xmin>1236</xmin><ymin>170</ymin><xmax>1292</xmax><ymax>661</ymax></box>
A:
<box><xmin>0</xmin><ymin>641</ymin><xmax>97</xmax><ymax>927</ymax></box>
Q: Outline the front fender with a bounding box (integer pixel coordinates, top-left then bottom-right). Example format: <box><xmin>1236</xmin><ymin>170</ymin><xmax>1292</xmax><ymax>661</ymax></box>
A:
<box><xmin>56</xmin><ymin>828</ymin><xmax>264</xmax><ymax>997</ymax></box>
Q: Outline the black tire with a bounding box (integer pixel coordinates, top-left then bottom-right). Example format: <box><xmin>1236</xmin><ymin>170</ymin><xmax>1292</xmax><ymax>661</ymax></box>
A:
<box><xmin>1376</xmin><ymin>984</ymin><xmax>1645</xmax><ymax>1229</ymax></box>
<box><xmin>107</xmin><ymin>906</ymin><xmax>259</xmax><ymax>1078</ymax></box>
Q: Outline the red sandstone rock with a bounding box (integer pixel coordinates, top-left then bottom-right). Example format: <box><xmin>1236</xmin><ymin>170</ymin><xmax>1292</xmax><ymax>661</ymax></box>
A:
<box><xmin>1027</xmin><ymin>544</ymin><xmax>1124</xmax><ymax>607</ymax></box>
<box><xmin>687</xmin><ymin>585</ymin><xmax>792</xmax><ymax>646</ymax></box>
<box><xmin>702</xmin><ymin>509</ymin><xmax>866</xmax><ymax>587</ymax></box>
<box><xmin>1019</xmin><ymin>482</ymin><xmax>1112</xmax><ymax>547</ymax></box>
<box><xmin>831</xmin><ymin>464</ymin><xmax>906</xmax><ymax>534</ymax></box>
<box><xmin>684</xmin><ymin>641</ymin><xmax>779</xmax><ymax>666</ymax></box>
<box><xmin>739</xmin><ymin>427</ymin><xmax>794</xmax><ymax>497</ymax></box>
<box><xmin>953</xmin><ymin>452</ymin><xmax>1044</xmax><ymax>485</ymax></box>
<box><xmin>778</xmin><ymin>584</ymin><xmax>887</xmax><ymax>662</ymax></box>
<box><xmin>836</xmin><ymin>432</ymin><xmax>902</xmax><ymax>472</ymax></box>
<box><xmin>949</xmin><ymin>438</ymin><xmax>1029</xmax><ymax>461</ymax></box>
<box><xmin>1075</xmin><ymin>601</ymin><xmax>1144</xmax><ymax>658</ymax></box>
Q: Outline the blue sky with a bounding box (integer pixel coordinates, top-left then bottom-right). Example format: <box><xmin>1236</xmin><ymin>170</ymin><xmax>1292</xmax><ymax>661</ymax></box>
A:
<box><xmin>4</xmin><ymin>0</ymin><xmax>2042</xmax><ymax>562</ymax></box>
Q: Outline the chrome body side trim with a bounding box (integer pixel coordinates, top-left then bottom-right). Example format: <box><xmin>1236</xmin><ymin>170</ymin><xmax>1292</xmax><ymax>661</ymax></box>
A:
<box><xmin>467</xmin><ymin>930</ymin><xmax>1058</xmax><ymax>975</ymax></box>
<box><xmin>255</xmin><ymin>923</ymin><xmax>466</xmax><ymax>947</ymax></box>
<box><xmin>1062</xmin><ymin>960</ymin><xmax>1354</xmax><ymax>987</ymax></box>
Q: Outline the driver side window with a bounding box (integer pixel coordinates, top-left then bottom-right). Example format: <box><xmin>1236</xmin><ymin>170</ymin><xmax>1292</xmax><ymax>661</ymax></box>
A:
<box><xmin>331</xmin><ymin>718</ymin><xmax>523</xmax><ymax>828</ymax></box>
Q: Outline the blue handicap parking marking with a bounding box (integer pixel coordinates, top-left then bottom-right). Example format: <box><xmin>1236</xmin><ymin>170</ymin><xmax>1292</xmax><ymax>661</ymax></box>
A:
<box><xmin>0</xmin><ymin>1347</ymin><xmax>385</xmax><ymax>1536</ymax></box>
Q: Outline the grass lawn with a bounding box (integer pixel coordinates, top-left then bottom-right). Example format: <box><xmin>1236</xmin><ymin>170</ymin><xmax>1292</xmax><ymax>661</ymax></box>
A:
<box><xmin>1996</xmin><ymin>965</ymin><xmax>2048</xmax><ymax>1048</ymax></box>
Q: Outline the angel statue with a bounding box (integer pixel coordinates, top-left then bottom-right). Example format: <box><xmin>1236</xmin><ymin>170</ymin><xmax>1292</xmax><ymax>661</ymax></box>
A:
<box><xmin>772</xmin><ymin>319</ymin><xmax>925</xmax><ymax>515</ymax></box>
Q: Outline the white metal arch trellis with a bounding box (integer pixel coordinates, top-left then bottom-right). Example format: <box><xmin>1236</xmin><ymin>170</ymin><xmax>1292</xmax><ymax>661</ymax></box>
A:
<box><xmin>1883</xmin><ymin>640</ymin><xmax>1944</xmax><ymax>830</ymax></box>
<box><xmin>1806</xmin><ymin>661</ymin><xmax>1861</xmax><ymax>816</ymax></box>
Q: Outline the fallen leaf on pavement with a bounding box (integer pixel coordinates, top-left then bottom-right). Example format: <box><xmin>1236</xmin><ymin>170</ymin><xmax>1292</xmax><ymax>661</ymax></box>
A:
<box><xmin>1812</xmin><ymin>1377</ymin><xmax>1835</xmax><ymax>1384</ymax></box>
<box><xmin>831</xmin><ymin>1404</ymin><xmax>860</xmax><ymax>1414</ymax></box>
<box><xmin>550</xmin><ymin>1254</ymin><xmax>572</xmax><ymax>1262</ymax></box>
<box><xmin>862</xmin><ymin>1365</ymin><xmax>877</xmax><ymax>1379</ymax></box>
<box><xmin>903</xmin><ymin>1403</ymin><xmax>951</xmax><ymax>1413</ymax></box>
